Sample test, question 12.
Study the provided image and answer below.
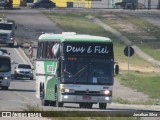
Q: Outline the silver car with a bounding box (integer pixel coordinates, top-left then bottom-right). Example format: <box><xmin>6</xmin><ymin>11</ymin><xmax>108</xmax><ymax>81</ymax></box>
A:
<box><xmin>14</xmin><ymin>64</ymin><xmax>33</xmax><ymax>80</ymax></box>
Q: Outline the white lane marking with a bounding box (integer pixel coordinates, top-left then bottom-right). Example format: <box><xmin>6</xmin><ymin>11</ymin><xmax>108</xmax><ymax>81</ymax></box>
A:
<box><xmin>12</xmin><ymin>48</ymin><xmax>31</xmax><ymax>100</ymax></box>
<box><xmin>9</xmin><ymin>86</ymin><xmax>31</xmax><ymax>101</ymax></box>
<box><xmin>14</xmin><ymin>48</ymin><xmax>26</xmax><ymax>64</ymax></box>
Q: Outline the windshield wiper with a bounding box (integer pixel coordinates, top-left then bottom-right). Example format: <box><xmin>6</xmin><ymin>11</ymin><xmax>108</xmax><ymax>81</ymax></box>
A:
<box><xmin>69</xmin><ymin>64</ymin><xmax>88</xmax><ymax>78</ymax></box>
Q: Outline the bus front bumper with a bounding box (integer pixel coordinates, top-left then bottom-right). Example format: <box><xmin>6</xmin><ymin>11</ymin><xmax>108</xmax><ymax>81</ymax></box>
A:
<box><xmin>0</xmin><ymin>39</ymin><xmax>14</xmax><ymax>45</ymax></box>
<box><xmin>61</xmin><ymin>94</ymin><xmax>112</xmax><ymax>103</ymax></box>
<box><xmin>0</xmin><ymin>79</ymin><xmax>10</xmax><ymax>87</ymax></box>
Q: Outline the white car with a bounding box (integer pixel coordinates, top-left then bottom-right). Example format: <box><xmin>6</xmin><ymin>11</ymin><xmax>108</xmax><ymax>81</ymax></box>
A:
<box><xmin>14</xmin><ymin>64</ymin><xmax>33</xmax><ymax>80</ymax></box>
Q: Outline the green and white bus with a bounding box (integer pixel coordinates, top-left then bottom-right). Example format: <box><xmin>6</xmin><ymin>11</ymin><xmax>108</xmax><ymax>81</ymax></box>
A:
<box><xmin>36</xmin><ymin>32</ymin><xmax>115</xmax><ymax>109</ymax></box>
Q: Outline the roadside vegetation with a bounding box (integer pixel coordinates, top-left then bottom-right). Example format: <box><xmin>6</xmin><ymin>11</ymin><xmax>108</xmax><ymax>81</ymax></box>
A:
<box><xmin>117</xmin><ymin>71</ymin><xmax>160</xmax><ymax>98</ymax></box>
<box><xmin>46</xmin><ymin>12</ymin><xmax>155</xmax><ymax>68</ymax></box>
<box><xmin>45</xmin><ymin>11</ymin><xmax>160</xmax><ymax>104</ymax></box>
<box><xmin>114</xmin><ymin>70</ymin><xmax>160</xmax><ymax>105</ymax></box>
<box><xmin>96</xmin><ymin>12</ymin><xmax>160</xmax><ymax>61</ymax></box>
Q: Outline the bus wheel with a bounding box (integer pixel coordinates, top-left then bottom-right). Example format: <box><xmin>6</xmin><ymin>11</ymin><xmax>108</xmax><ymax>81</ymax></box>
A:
<box><xmin>50</xmin><ymin>101</ymin><xmax>56</xmax><ymax>106</ymax></box>
<box><xmin>85</xmin><ymin>103</ymin><xmax>93</xmax><ymax>109</ymax></box>
<box><xmin>40</xmin><ymin>89</ymin><xmax>49</xmax><ymax>106</ymax></box>
<box><xmin>56</xmin><ymin>102</ymin><xmax>63</xmax><ymax>107</ymax></box>
<box><xmin>79</xmin><ymin>103</ymin><xmax>85</xmax><ymax>108</ymax></box>
<box><xmin>1</xmin><ymin>86</ymin><xmax>8</xmax><ymax>90</ymax></box>
<box><xmin>99</xmin><ymin>103</ymin><xmax>107</xmax><ymax>109</ymax></box>
<box><xmin>79</xmin><ymin>103</ymin><xmax>92</xmax><ymax>109</ymax></box>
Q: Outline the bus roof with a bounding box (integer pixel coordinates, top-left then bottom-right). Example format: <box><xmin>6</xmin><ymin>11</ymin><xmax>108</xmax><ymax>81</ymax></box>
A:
<box><xmin>38</xmin><ymin>33</ymin><xmax>112</xmax><ymax>43</ymax></box>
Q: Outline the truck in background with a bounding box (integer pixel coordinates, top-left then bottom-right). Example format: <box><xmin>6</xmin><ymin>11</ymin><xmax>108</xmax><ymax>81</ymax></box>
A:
<box><xmin>0</xmin><ymin>18</ymin><xmax>17</xmax><ymax>47</ymax></box>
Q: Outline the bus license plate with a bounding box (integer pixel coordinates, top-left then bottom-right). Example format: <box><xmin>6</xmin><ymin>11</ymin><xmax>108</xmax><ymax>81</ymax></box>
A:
<box><xmin>83</xmin><ymin>96</ymin><xmax>91</xmax><ymax>100</ymax></box>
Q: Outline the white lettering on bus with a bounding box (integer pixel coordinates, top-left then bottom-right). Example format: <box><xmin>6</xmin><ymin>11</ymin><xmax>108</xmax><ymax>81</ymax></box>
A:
<box><xmin>67</xmin><ymin>45</ymin><xmax>85</xmax><ymax>53</ymax></box>
<box><xmin>87</xmin><ymin>46</ymin><xmax>92</xmax><ymax>53</ymax></box>
<box><xmin>94</xmin><ymin>46</ymin><xmax>109</xmax><ymax>54</ymax></box>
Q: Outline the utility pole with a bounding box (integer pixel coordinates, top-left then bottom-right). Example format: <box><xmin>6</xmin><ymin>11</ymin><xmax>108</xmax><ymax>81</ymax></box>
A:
<box><xmin>148</xmin><ymin>0</ymin><xmax>151</xmax><ymax>10</ymax></box>
<box><xmin>158</xmin><ymin>0</ymin><xmax>160</xmax><ymax>9</ymax></box>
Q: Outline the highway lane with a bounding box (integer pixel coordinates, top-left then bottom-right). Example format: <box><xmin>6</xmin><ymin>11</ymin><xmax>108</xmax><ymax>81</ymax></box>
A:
<box><xmin>0</xmin><ymin>46</ymin><xmax>41</xmax><ymax>111</ymax></box>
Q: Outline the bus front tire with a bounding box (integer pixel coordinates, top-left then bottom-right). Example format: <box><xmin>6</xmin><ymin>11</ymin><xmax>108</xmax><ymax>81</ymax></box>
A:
<box><xmin>56</xmin><ymin>102</ymin><xmax>63</xmax><ymax>107</ymax></box>
<box><xmin>99</xmin><ymin>103</ymin><xmax>107</xmax><ymax>109</ymax></box>
<box><xmin>79</xmin><ymin>103</ymin><xmax>93</xmax><ymax>109</ymax></box>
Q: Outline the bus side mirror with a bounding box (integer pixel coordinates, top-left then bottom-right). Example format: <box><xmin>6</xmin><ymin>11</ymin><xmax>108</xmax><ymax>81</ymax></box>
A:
<box><xmin>115</xmin><ymin>64</ymin><xmax>119</xmax><ymax>75</ymax></box>
<box><xmin>52</xmin><ymin>43</ymin><xmax>60</xmax><ymax>59</ymax></box>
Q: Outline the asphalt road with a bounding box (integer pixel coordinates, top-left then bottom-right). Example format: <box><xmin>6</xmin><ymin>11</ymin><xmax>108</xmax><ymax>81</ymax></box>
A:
<box><xmin>0</xmin><ymin>46</ymin><xmax>40</xmax><ymax>111</ymax></box>
<box><xmin>0</xmin><ymin>8</ymin><xmax>160</xmax><ymax>118</ymax></box>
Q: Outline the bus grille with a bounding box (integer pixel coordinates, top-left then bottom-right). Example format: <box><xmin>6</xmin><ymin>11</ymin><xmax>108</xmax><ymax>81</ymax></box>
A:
<box><xmin>20</xmin><ymin>71</ymin><xmax>30</xmax><ymax>74</ymax></box>
<box><xmin>75</xmin><ymin>91</ymin><xmax>100</xmax><ymax>94</ymax></box>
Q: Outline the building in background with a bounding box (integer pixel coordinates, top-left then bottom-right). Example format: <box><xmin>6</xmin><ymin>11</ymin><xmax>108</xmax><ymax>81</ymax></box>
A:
<box><xmin>114</xmin><ymin>0</ymin><xmax>159</xmax><ymax>9</ymax></box>
<box><xmin>11</xmin><ymin>0</ymin><xmax>160</xmax><ymax>9</ymax></box>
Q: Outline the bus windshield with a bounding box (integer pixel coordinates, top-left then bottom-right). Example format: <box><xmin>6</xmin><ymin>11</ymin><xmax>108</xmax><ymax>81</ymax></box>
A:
<box><xmin>61</xmin><ymin>57</ymin><xmax>113</xmax><ymax>85</ymax></box>
<box><xmin>0</xmin><ymin>58</ymin><xmax>11</xmax><ymax>72</ymax></box>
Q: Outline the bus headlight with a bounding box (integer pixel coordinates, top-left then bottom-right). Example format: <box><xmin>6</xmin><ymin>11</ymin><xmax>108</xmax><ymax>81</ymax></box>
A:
<box><xmin>10</xmin><ymin>38</ymin><xmax>14</xmax><ymax>41</ymax></box>
<box><xmin>61</xmin><ymin>88</ymin><xmax>75</xmax><ymax>93</ymax></box>
<box><xmin>3</xmin><ymin>77</ymin><xmax>10</xmax><ymax>80</ymax></box>
<box><xmin>100</xmin><ymin>90</ymin><xmax>112</xmax><ymax>95</ymax></box>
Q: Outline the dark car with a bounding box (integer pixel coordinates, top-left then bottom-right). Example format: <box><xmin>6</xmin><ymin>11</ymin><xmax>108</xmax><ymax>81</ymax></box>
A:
<box><xmin>28</xmin><ymin>0</ymin><xmax>56</xmax><ymax>9</ymax></box>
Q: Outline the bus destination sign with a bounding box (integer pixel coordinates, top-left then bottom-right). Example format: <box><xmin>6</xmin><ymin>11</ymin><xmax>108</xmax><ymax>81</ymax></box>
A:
<box><xmin>63</xmin><ymin>43</ymin><xmax>113</xmax><ymax>56</ymax></box>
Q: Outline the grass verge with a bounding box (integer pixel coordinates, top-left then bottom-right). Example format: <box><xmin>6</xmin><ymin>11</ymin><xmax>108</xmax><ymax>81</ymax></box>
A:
<box><xmin>97</xmin><ymin>12</ymin><xmax>160</xmax><ymax>61</ymax></box>
<box><xmin>23</xmin><ymin>104</ymin><xmax>41</xmax><ymax>111</ymax></box>
<box><xmin>116</xmin><ymin>71</ymin><xmax>160</xmax><ymax>99</ymax></box>
<box><xmin>113</xmin><ymin>97</ymin><xmax>160</xmax><ymax>105</ymax></box>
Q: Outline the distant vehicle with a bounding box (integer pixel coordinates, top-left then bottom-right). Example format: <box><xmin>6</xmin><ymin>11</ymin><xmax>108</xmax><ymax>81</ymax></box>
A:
<box><xmin>0</xmin><ymin>0</ymin><xmax>13</xmax><ymax>9</ymax></box>
<box><xmin>0</xmin><ymin>48</ymin><xmax>10</xmax><ymax>55</ymax></box>
<box><xmin>115</xmin><ymin>0</ymin><xmax>138</xmax><ymax>10</ymax></box>
<box><xmin>0</xmin><ymin>51</ymin><xmax>11</xmax><ymax>90</ymax></box>
<box><xmin>0</xmin><ymin>0</ymin><xmax>5</xmax><ymax>7</ymax></box>
<box><xmin>28</xmin><ymin>0</ymin><xmax>56</xmax><ymax>9</ymax></box>
<box><xmin>14</xmin><ymin>64</ymin><xmax>33</xmax><ymax>80</ymax></box>
<box><xmin>0</xmin><ymin>18</ymin><xmax>17</xmax><ymax>47</ymax></box>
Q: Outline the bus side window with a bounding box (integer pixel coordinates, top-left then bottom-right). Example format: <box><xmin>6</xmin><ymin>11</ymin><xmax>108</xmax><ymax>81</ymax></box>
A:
<box><xmin>46</xmin><ymin>41</ymin><xmax>50</xmax><ymax>59</ymax></box>
<box><xmin>37</xmin><ymin>42</ymin><xmax>43</xmax><ymax>58</ymax></box>
<box><xmin>42</xmin><ymin>42</ymin><xmax>47</xmax><ymax>59</ymax></box>
<box><xmin>57</xmin><ymin>61</ymin><xmax>61</xmax><ymax>78</ymax></box>
<box><xmin>49</xmin><ymin>42</ymin><xmax>54</xmax><ymax>59</ymax></box>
